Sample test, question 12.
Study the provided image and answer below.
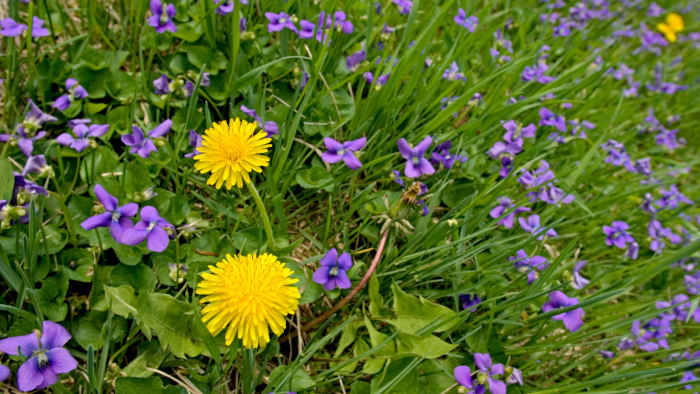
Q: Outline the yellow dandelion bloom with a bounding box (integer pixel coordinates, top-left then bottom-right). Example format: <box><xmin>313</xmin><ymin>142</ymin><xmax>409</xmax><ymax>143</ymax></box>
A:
<box><xmin>196</xmin><ymin>253</ymin><xmax>300</xmax><ymax>348</ymax></box>
<box><xmin>193</xmin><ymin>118</ymin><xmax>272</xmax><ymax>189</ymax></box>
<box><xmin>657</xmin><ymin>13</ymin><xmax>684</xmax><ymax>43</ymax></box>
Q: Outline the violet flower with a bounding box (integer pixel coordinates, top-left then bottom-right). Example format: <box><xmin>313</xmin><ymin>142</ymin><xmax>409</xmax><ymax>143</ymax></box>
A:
<box><xmin>656</xmin><ymin>184</ymin><xmax>693</xmax><ymax>209</ymax></box>
<box><xmin>299</xmin><ymin>19</ymin><xmax>315</xmax><ymax>39</ymax></box>
<box><xmin>656</xmin><ymin>294</ymin><xmax>700</xmax><ymax>323</ymax></box>
<box><xmin>312</xmin><ymin>248</ymin><xmax>353</xmax><ymax>291</ymax></box>
<box><xmin>239</xmin><ymin>105</ymin><xmax>279</xmax><ymax>135</ymax></box>
<box><xmin>56</xmin><ymin>119</ymin><xmax>108</xmax><ymax>152</ymax></box>
<box><xmin>522</xmin><ymin>61</ymin><xmax>555</xmax><ymax>84</ymax></box>
<box><xmin>503</xmin><ymin>120</ymin><xmax>536</xmax><ymax>143</ymax></box>
<box><xmin>489</xmin><ymin>197</ymin><xmax>530</xmax><ymax>229</ymax></box>
<box><xmin>326</xmin><ymin>11</ymin><xmax>353</xmax><ymax>34</ymax></box>
<box><xmin>391</xmin><ymin>170</ymin><xmax>405</xmax><ymax>187</ymax></box>
<box><xmin>148</xmin><ymin>0</ymin><xmax>177</xmax><ymax>34</ymax></box>
<box><xmin>429</xmin><ymin>140</ymin><xmax>467</xmax><ymax>169</ymax></box>
<box><xmin>510</xmin><ymin>249</ymin><xmax>548</xmax><ymax>284</ymax></box>
<box><xmin>31</xmin><ymin>16</ymin><xmax>49</xmax><ymax>37</ymax></box>
<box><xmin>81</xmin><ymin>184</ymin><xmax>138</xmax><ymax>243</ymax></box>
<box><xmin>346</xmin><ymin>44</ymin><xmax>366</xmax><ymax>71</ymax></box>
<box><xmin>443</xmin><ymin>62</ymin><xmax>467</xmax><ymax>82</ymax></box>
<box><xmin>121</xmin><ymin>119</ymin><xmax>172</xmax><ymax>158</ymax></box>
<box><xmin>603</xmin><ymin>221</ymin><xmax>635</xmax><ymax>249</ymax></box>
<box><xmin>52</xmin><ymin>78</ymin><xmax>88</xmax><ymax>111</ymax></box>
<box><xmin>0</xmin><ymin>18</ymin><xmax>27</xmax><ymax>36</ymax></box>
<box><xmin>460</xmin><ymin>294</ymin><xmax>482</xmax><ymax>312</ymax></box>
<box><xmin>648</xmin><ymin>220</ymin><xmax>681</xmax><ymax>252</ymax></box>
<box><xmin>214</xmin><ymin>0</ymin><xmax>248</xmax><ymax>15</ymax></box>
<box><xmin>153</xmin><ymin>74</ymin><xmax>170</xmax><ymax>95</ymax></box>
<box><xmin>454</xmin><ymin>9</ymin><xmax>478</xmax><ymax>32</ymax></box>
<box><xmin>398</xmin><ymin>137</ymin><xmax>435</xmax><ymax>178</ymax></box>
<box><xmin>121</xmin><ymin>206</ymin><xmax>175</xmax><ymax>252</ymax></box>
<box><xmin>542</xmin><ymin>291</ymin><xmax>584</xmax><ymax>332</ymax></box>
<box><xmin>475</xmin><ymin>353</ymin><xmax>506</xmax><ymax>394</ymax></box>
<box><xmin>0</xmin><ymin>321</ymin><xmax>78</xmax><ymax>392</ymax></box>
<box><xmin>0</xmin><ymin>365</ymin><xmax>8</xmax><ymax>382</ymax></box>
<box><xmin>620</xmin><ymin>319</ymin><xmax>671</xmax><ymax>351</ymax></box>
<box><xmin>539</xmin><ymin>107</ymin><xmax>567</xmax><ymax>132</ymax></box>
<box><xmin>184</xmin><ymin>130</ymin><xmax>202</xmax><ymax>158</ymax></box>
<box><xmin>685</xmin><ymin>273</ymin><xmax>700</xmax><ymax>295</ymax></box>
<box><xmin>519</xmin><ymin>214</ymin><xmax>557</xmax><ymax>240</ymax></box>
<box><xmin>321</xmin><ymin>137</ymin><xmax>366</xmax><ymax>170</ymax></box>
<box><xmin>22</xmin><ymin>154</ymin><xmax>50</xmax><ymax>176</ymax></box>
<box><xmin>265</xmin><ymin>12</ymin><xmax>298</xmax><ymax>33</ymax></box>
<box><xmin>571</xmin><ymin>260</ymin><xmax>589</xmax><ymax>290</ymax></box>
<box><xmin>0</xmin><ymin>99</ymin><xmax>56</xmax><ymax>157</ymax></box>
<box><xmin>393</xmin><ymin>0</ymin><xmax>412</xmax><ymax>14</ymax></box>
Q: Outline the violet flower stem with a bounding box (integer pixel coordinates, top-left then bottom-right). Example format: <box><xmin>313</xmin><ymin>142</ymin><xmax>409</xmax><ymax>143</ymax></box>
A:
<box><xmin>246</xmin><ymin>181</ymin><xmax>275</xmax><ymax>251</ymax></box>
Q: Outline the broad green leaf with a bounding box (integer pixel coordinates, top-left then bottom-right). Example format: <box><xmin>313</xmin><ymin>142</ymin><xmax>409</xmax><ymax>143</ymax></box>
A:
<box><xmin>0</xmin><ymin>158</ymin><xmax>13</xmax><ymax>201</ymax></box>
<box><xmin>388</xmin><ymin>283</ymin><xmax>457</xmax><ymax>334</ymax></box>
<box><xmin>104</xmin><ymin>285</ymin><xmax>138</xmax><ymax>318</ymax></box>
<box><xmin>114</xmin><ymin>377</ymin><xmax>179</xmax><ymax>394</ymax></box>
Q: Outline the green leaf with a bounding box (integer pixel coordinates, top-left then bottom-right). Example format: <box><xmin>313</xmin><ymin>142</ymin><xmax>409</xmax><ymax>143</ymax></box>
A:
<box><xmin>267</xmin><ymin>365</ymin><xmax>316</xmax><ymax>392</ymax></box>
<box><xmin>0</xmin><ymin>158</ymin><xmax>13</xmax><ymax>201</ymax></box>
<box><xmin>104</xmin><ymin>285</ymin><xmax>138</xmax><ymax>318</ymax></box>
<box><xmin>295</xmin><ymin>166</ymin><xmax>334</xmax><ymax>191</ymax></box>
<box><xmin>114</xmin><ymin>377</ymin><xmax>180</xmax><ymax>394</ymax></box>
<box><xmin>122</xmin><ymin>341</ymin><xmax>166</xmax><ymax>378</ymax></box>
<box><xmin>395</xmin><ymin>332</ymin><xmax>457</xmax><ymax>359</ymax></box>
<box><xmin>134</xmin><ymin>292</ymin><xmax>207</xmax><ymax>358</ymax></box>
<box><xmin>388</xmin><ymin>283</ymin><xmax>457</xmax><ymax>334</ymax></box>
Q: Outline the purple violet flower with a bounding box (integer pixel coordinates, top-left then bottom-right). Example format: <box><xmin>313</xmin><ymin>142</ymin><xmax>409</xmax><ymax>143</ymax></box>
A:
<box><xmin>656</xmin><ymin>294</ymin><xmax>700</xmax><ymax>323</ymax></box>
<box><xmin>393</xmin><ymin>0</ymin><xmax>412</xmax><ymax>14</ymax></box>
<box><xmin>475</xmin><ymin>353</ymin><xmax>506</xmax><ymax>394</ymax></box>
<box><xmin>572</xmin><ymin>260</ymin><xmax>589</xmax><ymax>290</ymax></box>
<box><xmin>184</xmin><ymin>130</ymin><xmax>203</xmax><ymax>158</ymax></box>
<box><xmin>239</xmin><ymin>105</ymin><xmax>278</xmax><ymax>135</ymax></box>
<box><xmin>52</xmin><ymin>78</ymin><xmax>88</xmax><ymax>111</ymax></box>
<box><xmin>542</xmin><ymin>291</ymin><xmax>584</xmax><ymax>332</ymax></box>
<box><xmin>31</xmin><ymin>16</ymin><xmax>49</xmax><ymax>37</ymax></box>
<box><xmin>121</xmin><ymin>119</ymin><xmax>172</xmax><ymax>158</ymax></box>
<box><xmin>489</xmin><ymin>197</ymin><xmax>530</xmax><ymax>229</ymax></box>
<box><xmin>603</xmin><ymin>221</ymin><xmax>635</xmax><ymax>249</ymax></box>
<box><xmin>265</xmin><ymin>12</ymin><xmax>298</xmax><ymax>33</ymax></box>
<box><xmin>56</xmin><ymin>119</ymin><xmax>108</xmax><ymax>152</ymax></box>
<box><xmin>522</xmin><ymin>61</ymin><xmax>555</xmax><ymax>84</ymax></box>
<box><xmin>81</xmin><ymin>184</ymin><xmax>138</xmax><ymax>243</ymax></box>
<box><xmin>453</xmin><ymin>9</ymin><xmax>478</xmax><ymax>32</ymax></box>
<box><xmin>397</xmin><ymin>137</ymin><xmax>435</xmax><ymax>178</ymax></box>
<box><xmin>321</xmin><ymin>137</ymin><xmax>366</xmax><ymax>170</ymax></box>
<box><xmin>510</xmin><ymin>249</ymin><xmax>548</xmax><ymax>284</ymax></box>
<box><xmin>153</xmin><ymin>74</ymin><xmax>170</xmax><ymax>95</ymax></box>
<box><xmin>429</xmin><ymin>140</ymin><xmax>467</xmax><ymax>169</ymax></box>
<box><xmin>214</xmin><ymin>0</ymin><xmax>248</xmax><ymax>15</ymax></box>
<box><xmin>648</xmin><ymin>220</ymin><xmax>682</xmax><ymax>252</ymax></box>
<box><xmin>0</xmin><ymin>321</ymin><xmax>78</xmax><ymax>392</ymax></box>
<box><xmin>0</xmin><ymin>99</ymin><xmax>56</xmax><ymax>157</ymax></box>
<box><xmin>0</xmin><ymin>18</ymin><xmax>27</xmax><ymax>36</ymax></box>
<box><xmin>443</xmin><ymin>62</ymin><xmax>467</xmax><ymax>82</ymax></box>
<box><xmin>346</xmin><ymin>44</ymin><xmax>366</xmax><ymax>71</ymax></box>
<box><xmin>312</xmin><ymin>248</ymin><xmax>353</xmax><ymax>291</ymax></box>
<box><xmin>121</xmin><ymin>206</ymin><xmax>175</xmax><ymax>252</ymax></box>
<box><xmin>460</xmin><ymin>294</ymin><xmax>482</xmax><ymax>312</ymax></box>
<box><xmin>656</xmin><ymin>184</ymin><xmax>693</xmax><ymax>209</ymax></box>
<box><xmin>148</xmin><ymin>0</ymin><xmax>177</xmax><ymax>34</ymax></box>
<box><xmin>519</xmin><ymin>214</ymin><xmax>557</xmax><ymax>240</ymax></box>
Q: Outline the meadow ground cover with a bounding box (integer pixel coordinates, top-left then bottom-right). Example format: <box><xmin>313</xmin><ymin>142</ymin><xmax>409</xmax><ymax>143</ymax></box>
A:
<box><xmin>0</xmin><ymin>0</ymin><xmax>699</xmax><ymax>392</ymax></box>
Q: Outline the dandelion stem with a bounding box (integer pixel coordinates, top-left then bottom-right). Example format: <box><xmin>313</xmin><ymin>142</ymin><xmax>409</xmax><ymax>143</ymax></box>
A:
<box><xmin>246</xmin><ymin>182</ymin><xmax>275</xmax><ymax>251</ymax></box>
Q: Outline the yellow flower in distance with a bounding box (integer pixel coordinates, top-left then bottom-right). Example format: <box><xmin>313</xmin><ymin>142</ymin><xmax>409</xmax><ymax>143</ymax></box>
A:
<box><xmin>196</xmin><ymin>253</ymin><xmax>300</xmax><ymax>348</ymax></box>
<box><xmin>657</xmin><ymin>13</ymin><xmax>684</xmax><ymax>43</ymax></box>
<box><xmin>193</xmin><ymin>118</ymin><xmax>271</xmax><ymax>189</ymax></box>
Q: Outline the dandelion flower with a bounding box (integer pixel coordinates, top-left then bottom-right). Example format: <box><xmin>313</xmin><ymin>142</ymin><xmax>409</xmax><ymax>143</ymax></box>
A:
<box><xmin>196</xmin><ymin>253</ymin><xmax>300</xmax><ymax>348</ymax></box>
<box><xmin>193</xmin><ymin>118</ymin><xmax>272</xmax><ymax>189</ymax></box>
<box><xmin>657</xmin><ymin>13</ymin><xmax>683</xmax><ymax>43</ymax></box>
